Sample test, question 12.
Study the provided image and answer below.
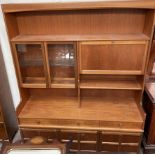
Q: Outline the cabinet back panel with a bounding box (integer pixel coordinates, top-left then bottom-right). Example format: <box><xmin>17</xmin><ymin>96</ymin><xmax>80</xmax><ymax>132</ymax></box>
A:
<box><xmin>29</xmin><ymin>88</ymin><xmax>77</xmax><ymax>97</ymax></box>
<box><xmin>80</xmin><ymin>43</ymin><xmax>146</xmax><ymax>71</ymax></box>
<box><xmin>81</xmin><ymin>89</ymin><xmax>136</xmax><ymax>98</ymax></box>
<box><xmin>16</xmin><ymin>9</ymin><xmax>145</xmax><ymax>35</ymax></box>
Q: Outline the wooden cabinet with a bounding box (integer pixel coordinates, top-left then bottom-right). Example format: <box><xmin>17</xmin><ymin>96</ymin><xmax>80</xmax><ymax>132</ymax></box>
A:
<box><xmin>142</xmin><ymin>83</ymin><xmax>155</xmax><ymax>153</ymax></box>
<box><xmin>2</xmin><ymin>1</ymin><xmax>155</xmax><ymax>153</ymax></box>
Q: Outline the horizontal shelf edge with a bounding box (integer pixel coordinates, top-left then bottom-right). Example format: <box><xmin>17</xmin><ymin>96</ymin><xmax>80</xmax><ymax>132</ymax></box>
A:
<box><xmin>3</xmin><ymin>1</ymin><xmax>155</xmax><ymax>13</ymax></box>
<box><xmin>80</xmin><ymin>70</ymin><xmax>143</xmax><ymax>75</ymax></box>
<box><xmin>19</xmin><ymin>124</ymin><xmax>144</xmax><ymax>133</ymax></box>
<box><xmin>11</xmin><ymin>34</ymin><xmax>150</xmax><ymax>42</ymax></box>
<box><xmin>21</xmin><ymin>83</ymin><xmax>47</xmax><ymax>88</ymax></box>
<box><xmin>79</xmin><ymin>86</ymin><xmax>142</xmax><ymax>90</ymax></box>
<box><xmin>50</xmin><ymin>84</ymin><xmax>75</xmax><ymax>89</ymax></box>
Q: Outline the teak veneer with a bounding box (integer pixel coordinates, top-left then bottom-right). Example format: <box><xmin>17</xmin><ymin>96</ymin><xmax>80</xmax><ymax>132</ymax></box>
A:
<box><xmin>2</xmin><ymin>1</ymin><xmax>155</xmax><ymax>153</ymax></box>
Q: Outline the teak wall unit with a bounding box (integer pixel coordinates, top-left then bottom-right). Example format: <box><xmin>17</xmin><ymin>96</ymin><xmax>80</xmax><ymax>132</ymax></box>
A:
<box><xmin>2</xmin><ymin>1</ymin><xmax>155</xmax><ymax>153</ymax></box>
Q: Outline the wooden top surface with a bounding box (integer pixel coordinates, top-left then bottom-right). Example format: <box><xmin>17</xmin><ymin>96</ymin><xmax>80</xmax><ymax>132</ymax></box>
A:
<box><xmin>19</xmin><ymin>96</ymin><xmax>143</xmax><ymax>123</ymax></box>
<box><xmin>145</xmin><ymin>83</ymin><xmax>155</xmax><ymax>103</ymax></box>
<box><xmin>2</xmin><ymin>0</ymin><xmax>155</xmax><ymax>13</ymax></box>
<box><xmin>11</xmin><ymin>34</ymin><xmax>150</xmax><ymax>42</ymax></box>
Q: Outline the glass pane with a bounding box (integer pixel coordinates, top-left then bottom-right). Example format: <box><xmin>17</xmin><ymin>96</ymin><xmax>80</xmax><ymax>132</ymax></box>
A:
<box><xmin>16</xmin><ymin>44</ymin><xmax>46</xmax><ymax>84</ymax></box>
<box><xmin>47</xmin><ymin>43</ymin><xmax>75</xmax><ymax>87</ymax></box>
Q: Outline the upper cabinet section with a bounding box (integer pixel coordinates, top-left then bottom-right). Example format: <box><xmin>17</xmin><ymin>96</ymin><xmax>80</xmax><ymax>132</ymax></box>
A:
<box><xmin>79</xmin><ymin>41</ymin><xmax>148</xmax><ymax>75</ymax></box>
<box><xmin>3</xmin><ymin>7</ymin><xmax>154</xmax><ymax>89</ymax></box>
<box><xmin>4</xmin><ymin>9</ymin><xmax>153</xmax><ymax>41</ymax></box>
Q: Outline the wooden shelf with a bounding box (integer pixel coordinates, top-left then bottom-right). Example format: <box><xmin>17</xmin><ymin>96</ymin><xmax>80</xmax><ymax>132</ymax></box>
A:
<box><xmin>51</xmin><ymin>78</ymin><xmax>75</xmax><ymax>88</ymax></box>
<box><xmin>20</xmin><ymin>59</ymin><xmax>43</xmax><ymax>67</ymax></box>
<box><xmin>18</xmin><ymin>95</ymin><xmax>143</xmax><ymax>130</ymax></box>
<box><xmin>11</xmin><ymin>34</ymin><xmax>150</xmax><ymax>42</ymax></box>
<box><xmin>80</xmin><ymin>79</ymin><xmax>142</xmax><ymax>90</ymax></box>
<box><xmin>80</xmin><ymin>70</ymin><xmax>143</xmax><ymax>75</ymax></box>
<box><xmin>21</xmin><ymin>77</ymin><xmax>46</xmax><ymax>88</ymax></box>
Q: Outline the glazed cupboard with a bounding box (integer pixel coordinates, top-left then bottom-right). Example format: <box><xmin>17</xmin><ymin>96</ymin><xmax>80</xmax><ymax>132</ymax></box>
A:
<box><xmin>2</xmin><ymin>0</ymin><xmax>155</xmax><ymax>153</ymax></box>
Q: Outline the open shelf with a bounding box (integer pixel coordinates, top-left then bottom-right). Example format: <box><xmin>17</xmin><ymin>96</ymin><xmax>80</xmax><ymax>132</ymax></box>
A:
<box><xmin>20</xmin><ymin>59</ymin><xmax>43</xmax><ymax>67</ymax></box>
<box><xmin>11</xmin><ymin>34</ymin><xmax>150</xmax><ymax>42</ymax></box>
<box><xmin>18</xmin><ymin>92</ymin><xmax>143</xmax><ymax>128</ymax></box>
<box><xmin>21</xmin><ymin>77</ymin><xmax>46</xmax><ymax>88</ymax></box>
<box><xmin>80</xmin><ymin>75</ymin><xmax>143</xmax><ymax>90</ymax></box>
<box><xmin>80</xmin><ymin>79</ymin><xmax>142</xmax><ymax>90</ymax></box>
<box><xmin>51</xmin><ymin>78</ymin><xmax>75</xmax><ymax>88</ymax></box>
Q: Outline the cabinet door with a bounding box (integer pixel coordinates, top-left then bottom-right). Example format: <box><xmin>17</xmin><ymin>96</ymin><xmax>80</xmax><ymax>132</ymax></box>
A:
<box><xmin>13</xmin><ymin>43</ymin><xmax>47</xmax><ymax>88</ymax></box>
<box><xmin>46</xmin><ymin>42</ymin><xmax>76</xmax><ymax>88</ymax></box>
<box><xmin>79</xmin><ymin>41</ymin><xmax>148</xmax><ymax>75</ymax></box>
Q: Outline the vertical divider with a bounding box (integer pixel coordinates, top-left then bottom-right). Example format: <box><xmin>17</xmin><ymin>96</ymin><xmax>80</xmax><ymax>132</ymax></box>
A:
<box><xmin>11</xmin><ymin>42</ymin><xmax>23</xmax><ymax>86</ymax></box>
<box><xmin>77</xmin><ymin>42</ymin><xmax>81</xmax><ymax>108</ymax></box>
<box><xmin>74</xmin><ymin>42</ymin><xmax>78</xmax><ymax>89</ymax></box>
<box><xmin>43</xmin><ymin>42</ymin><xmax>51</xmax><ymax>88</ymax></box>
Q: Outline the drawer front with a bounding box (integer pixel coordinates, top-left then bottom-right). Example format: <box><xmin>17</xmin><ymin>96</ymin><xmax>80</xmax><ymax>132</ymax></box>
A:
<box><xmin>120</xmin><ymin>144</ymin><xmax>139</xmax><ymax>153</ymax></box>
<box><xmin>20</xmin><ymin>118</ymin><xmax>99</xmax><ymax>128</ymax></box>
<box><xmin>60</xmin><ymin>131</ymin><xmax>79</xmax><ymax>151</ymax></box>
<box><xmin>80</xmin><ymin>132</ymin><xmax>97</xmax><ymax>142</ymax></box>
<box><xmin>22</xmin><ymin>130</ymin><xmax>38</xmax><ymax>138</ymax></box>
<box><xmin>120</xmin><ymin>134</ymin><xmax>141</xmax><ymax>144</ymax></box>
<box><xmin>100</xmin><ymin>143</ymin><xmax>119</xmax><ymax>152</ymax></box>
<box><xmin>69</xmin><ymin>142</ymin><xmax>79</xmax><ymax>152</ymax></box>
<box><xmin>0</xmin><ymin>123</ymin><xmax>7</xmax><ymax>139</ymax></box>
<box><xmin>101</xmin><ymin>133</ymin><xmax>119</xmax><ymax>142</ymax></box>
<box><xmin>60</xmin><ymin>130</ymin><xmax>79</xmax><ymax>141</ymax></box>
<box><xmin>21</xmin><ymin>129</ymin><xmax>58</xmax><ymax>140</ymax></box>
<box><xmin>80</xmin><ymin>142</ymin><xmax>97</xmax><ymax>152</ymax></box>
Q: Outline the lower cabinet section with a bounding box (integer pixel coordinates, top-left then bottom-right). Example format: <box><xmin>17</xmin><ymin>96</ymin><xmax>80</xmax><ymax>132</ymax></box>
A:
<box><xmin>21</xmin><ymin>128</ymin><xmax>141</xmax><ymax>153</ymax></box>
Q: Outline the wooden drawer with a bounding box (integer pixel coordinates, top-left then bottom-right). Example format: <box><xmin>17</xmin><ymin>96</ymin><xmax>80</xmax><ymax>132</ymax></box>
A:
<box><xmin>22</xmin><ymin>129</ymin><xmax>38</xmax><ymax>138</ymax></box>
<box><xmin>80</xmin><ymin>131</ymin><xmax>97</xmax><ymax>142</ymax></box>
<box><xmin>20</xmin><ymin>118</ymin><xmax>99</xmax><ymax>128</ymax></box>
<box><xmin>100</xmin><ymin>143</ymin><xmax>119</xmax><ymax>152</ymax></box>
<box><xmin>120</xmin><ymin>134</ymin><xmax>141</xmax><ymax>144</ymax></box>
<box><xmin>60</xmin><ymin>130</ymin><xmax>79</xmax><ymax>141</ymax></box>
<box><xmin>21</xmin><ymin>129</ymin><xmax>58</xmax><ymax>140</ymax></box>
<box><xmin>101</xmin><ymin>132</ymin><xmax>119</xmax><ymax>142</ymax></box>
<box><xmin>120</xmin><ymin>144</ymin><xmax>139</xmax><ymax>153</ymax></box>
<box><xmin>39</xmin><ymin>130</ymin><xmax>58</xmax><ymax>140</ymax></box>
<box><xmin>80</xmin><ymin>142</ymin><xmax>97</xmax><ymax>152</ymax></box>
<box><xmin>69</xmin><ymin>142</ymin><xmax>79</xmax><ymax>152</ymax></box>
<box><xmin>0</xmin><ymin>123</ymin><xmax>7</xmax><ymax>139</ymax></box>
